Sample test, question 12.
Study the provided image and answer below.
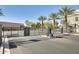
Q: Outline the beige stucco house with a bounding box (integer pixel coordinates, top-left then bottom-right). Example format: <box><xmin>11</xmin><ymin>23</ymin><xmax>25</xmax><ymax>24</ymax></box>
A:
<box><xmin>67</xmin><ymin>9</ymin><xmax>79</xmax><ymax>33</ymax></box>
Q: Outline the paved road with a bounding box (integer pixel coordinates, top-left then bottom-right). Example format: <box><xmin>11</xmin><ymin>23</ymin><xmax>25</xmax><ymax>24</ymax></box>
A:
<box><xmin>9</xmin><ymin>36</ymin><xmax>79</xmax><ymax>54</ymax></box>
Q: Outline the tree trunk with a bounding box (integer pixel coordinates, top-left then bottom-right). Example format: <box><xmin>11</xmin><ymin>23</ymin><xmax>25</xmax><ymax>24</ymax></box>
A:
<box><xmin>65</xmin><ymin>15</ymin><xmax>68</xmax><ymax>32</ymax></box>
<box><xmin>74</xmin><ymin>24</ymin><xmax>76</xmax><ymax>33</ymax></box>
<box><xmin>53</xmin><ymin>19</ymin><xmax>55</xmax><ymax>28</ymax></box>
<box><xmin>61</xmin><ymin>27</ymin><xmax>63</xmax><ymax>33</ymax></box>
<box><xmin>41</xmin><ymin>20</ymin><xmax>43</xmax><ymax>32</ymax></box>
<box><xmin>53</xmin><ymin>19</ymin><xmax>55</xmax><ymax>34</ymax></box>
<box><xmin>33</xmin><ymin>28</ymin><xmax>35</xmax><ymax>36</ymax></box>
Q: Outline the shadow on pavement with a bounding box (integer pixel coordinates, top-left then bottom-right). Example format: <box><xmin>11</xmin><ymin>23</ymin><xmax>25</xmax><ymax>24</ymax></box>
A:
<box><xmin>9</xmin><ymin>39</ymin><xmax>41</xmax><ymax>48</ymax></box>
<box><xmin>29</xmin><ymin>39</ymin><xmax>41</xmax><ymax>42</ymax></box>
<box><xmin>9</xmin><ymin>41</ymin><xmax>17</xmax><ymax>49</ymax></box>
<box><xmin>55</xmin><ymin>36</ymin><xmax>63</xmax><ymax>38</ymax></box>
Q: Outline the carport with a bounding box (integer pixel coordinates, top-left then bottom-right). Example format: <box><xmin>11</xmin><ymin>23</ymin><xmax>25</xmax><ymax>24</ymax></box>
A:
<box><xmin>0</xmin><ymin>21</ymin><xmax>31</xmax><ymax>45</ymax></box>
<box><xmin>0</xmin><ymin>22</ymin><xmax>24</xmax><ymax>37</ymax></box>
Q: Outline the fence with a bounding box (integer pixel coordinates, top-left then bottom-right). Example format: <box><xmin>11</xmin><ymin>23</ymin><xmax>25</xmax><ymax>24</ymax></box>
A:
<box><xmin>2</xmin><ymin>30</ymin><xmax>24</xmax><ymax>37</ymax></box>
<box><xmin>2</xmin><ymin>29</ymin><xmax>47</xmax><ymax>37</ymax></box>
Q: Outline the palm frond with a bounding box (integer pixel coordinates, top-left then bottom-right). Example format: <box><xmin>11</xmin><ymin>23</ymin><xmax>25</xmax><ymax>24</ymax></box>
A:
<box><xmin>59</xmin><ymin>6</ymin><xmax>75</xmax><ymax>16</ymax></box>
<box><xmin>49</xmin><ymin>12</ymin><xmax>58</xmax><ymax>20</ymax></box>
<box><xmin>38</xmin><ymin>16</ymin><xmax>46</xmax><ymax>21</ymax></box>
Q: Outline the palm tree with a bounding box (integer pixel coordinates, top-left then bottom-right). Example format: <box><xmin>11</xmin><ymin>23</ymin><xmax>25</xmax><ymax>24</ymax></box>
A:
<box><xmin>44</xmin><ymin>22</ymin><xmax>52</xmax><ymax>29</ymax></box>
<box><xmin>38</xmin><ymin>16</ymin><xmax>46</xmax><ymax>32</ymax></box>
<box><xmin>55</xmin><ymin>21</ymin><xmax>59</xmax><ymax>28</ymax></box>
<box><xmin>59</xmin><ymin>6</ymin><xmax>75</xmax><ymax>32</ymax></box>
<box><xmin>36</xmin><ymin>22</ymin><xmax>41</xmax><ymax>35</ymax></box>
<box><xmin>49</xmin><ymin>13</ymin><xmax>58</xmax><ymax>31</ymax></box>
<box><xmin>36</xmin><ymin>22</ymin><xmax>40</xmax><ymax>30</ymax></box>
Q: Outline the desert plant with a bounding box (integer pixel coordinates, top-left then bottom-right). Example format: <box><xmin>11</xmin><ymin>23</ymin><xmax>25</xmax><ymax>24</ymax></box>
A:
<box><xmin>38</xmin><ymin>16</ymin><xmax>46</xmax><ymax>32</ymax></box>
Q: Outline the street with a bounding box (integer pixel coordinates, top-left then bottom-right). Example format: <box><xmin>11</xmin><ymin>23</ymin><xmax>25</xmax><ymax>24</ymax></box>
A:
<box><xmin>9</xmin><ymin>34</ymin><xmax>79</xmax><ymax>54</ymax></box>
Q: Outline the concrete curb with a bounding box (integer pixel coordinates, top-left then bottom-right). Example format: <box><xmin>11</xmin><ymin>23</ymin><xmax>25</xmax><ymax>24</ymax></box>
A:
<box><xmin>63</xmin><ymin>33</ymin><xmax>79</xmax><ymax>36</ymax></box>
<box><xmin>62</xmin><ymin>33</ymin><xmax>79</xmax><ymax>36</ymax></box>
<box><xmin>71</xmin><ymin>34</ymin><xmax>79</xmax><ymax>36</ymax></box>
<box><xmin>40</xmin><ymin>35</ymin><xmax>48</xmax><ymax>37</ymax></box>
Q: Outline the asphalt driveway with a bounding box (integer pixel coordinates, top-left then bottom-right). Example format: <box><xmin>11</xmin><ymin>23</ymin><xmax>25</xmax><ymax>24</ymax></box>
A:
<box><xmin>9</xmin><ymin>36</ymin><xmax>79</xmax><ymax>54</ymax></box>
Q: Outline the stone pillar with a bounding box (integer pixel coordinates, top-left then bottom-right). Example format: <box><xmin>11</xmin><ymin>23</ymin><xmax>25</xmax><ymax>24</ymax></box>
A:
<box><xmin>0</xmin><ymin>25</ymin><xmax>2</xmax><ymax>45</ymax></box>
<box><xmin>24</xmin><ymin>27</ymin><xmax>30</xmax><ymax>36</ymax></box>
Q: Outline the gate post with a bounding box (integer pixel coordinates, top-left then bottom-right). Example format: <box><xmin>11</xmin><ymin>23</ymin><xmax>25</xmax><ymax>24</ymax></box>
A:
<box><xmin>0</xmin><ymin>24</ymin><xmax>2</xmax><ymax>45</ymax></box>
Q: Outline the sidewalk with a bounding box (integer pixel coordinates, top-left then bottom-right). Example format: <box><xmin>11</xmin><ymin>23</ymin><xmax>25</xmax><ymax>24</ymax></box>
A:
<box><xmin>71</xmin><ymin>33</ymin><xmax>79</xmax><ymax>36</ymax></box>
<box><xmin>62</xmin><ymin>32</ymin><xmax>79</xmax><ymax>36</ymax></box>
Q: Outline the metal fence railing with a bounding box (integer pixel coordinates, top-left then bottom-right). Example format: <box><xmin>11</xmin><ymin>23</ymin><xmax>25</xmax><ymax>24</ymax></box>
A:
<box><xmin>2</xmin><ymin>30</ymin><xmax>47</xmax><ymax>37</ymax></box>
<box><xmin>2</xmin><ymin>29</ymin><xmax>61</xmax><ymax>38</ymax></box>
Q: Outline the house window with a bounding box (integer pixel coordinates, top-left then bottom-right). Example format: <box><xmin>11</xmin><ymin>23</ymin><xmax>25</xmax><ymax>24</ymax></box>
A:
<box><xmin>75</xmin><ymin>17</ymin><xmax>78</xmax><ymax>21</ymax></box>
